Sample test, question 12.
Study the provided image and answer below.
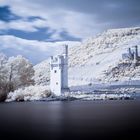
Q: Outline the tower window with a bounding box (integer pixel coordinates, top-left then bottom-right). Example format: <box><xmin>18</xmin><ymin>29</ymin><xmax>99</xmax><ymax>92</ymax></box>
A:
<box><xmin>56</xmin><ymin>82</ymin><xmax>58</xmax><ymax>85</ymax></box>
<box><xmin>54</xmin><ymin>70</ymin><xmax>57</xmax><ymax>73</ymax></box>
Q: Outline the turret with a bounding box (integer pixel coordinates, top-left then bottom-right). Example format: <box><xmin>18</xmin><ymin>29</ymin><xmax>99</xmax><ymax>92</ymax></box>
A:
<box><xmin>135</xmin><ymin>45</ymin><xmax>138</xmax><ymax>58</ymax></box>
<box><xmin>128</xmin><ymin>48</ymin><xmax>131</xmax><ymax>55</ymax></box>
<box><xmin>63</xmin><ymin>44</ymin><xmax>68</xmax><ymax>57</ymax></box>
<box><xmin>133</xmin><ymin>45</ymin><xmax>139</xmax><ymax>65</ymax></box>
<box><xmin>61</xmin><ymin>45</ymin><xmax>68</xmax><ymax>90</ymax></box>
<box><xmin>50</xmin><ymin>45</ymin><xmax>69</xmax><ymax>96</ymax></box>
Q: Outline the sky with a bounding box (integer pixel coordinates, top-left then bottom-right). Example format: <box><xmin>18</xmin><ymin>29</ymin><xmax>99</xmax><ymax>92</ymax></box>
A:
<box><xmin>0</xmin><ymin>0</ymin><xmax>140</xmax><ymax>64</ymax></box>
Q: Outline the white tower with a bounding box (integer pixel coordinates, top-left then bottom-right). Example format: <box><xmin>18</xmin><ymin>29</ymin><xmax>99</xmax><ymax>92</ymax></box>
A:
<box><xmin>50</xmin><ymin>45</ymin><xmax>69</xmax><ymax>96</ymax></box>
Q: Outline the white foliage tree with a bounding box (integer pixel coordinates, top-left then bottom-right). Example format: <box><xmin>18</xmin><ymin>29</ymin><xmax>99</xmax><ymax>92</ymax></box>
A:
<box><xmin>0</xmin><ymin>53</ymin><xmax>7</xmax><ymax>82</ymax></box>
<box><xmin>0</xmin><ymin>53</ymin><xmax>8</xmax><ymax>101</ymax></box>
<box><xmin>0</xmin><ymin>54</ymin><xmax>34</xmax><ymax>101</ymax></box>
<box><xmin>6</xmin><ymin>55</ymin><xmax>35</xmax><ymax>90</ymax></box>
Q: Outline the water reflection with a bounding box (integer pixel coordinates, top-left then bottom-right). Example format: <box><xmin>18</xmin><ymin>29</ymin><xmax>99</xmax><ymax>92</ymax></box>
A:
<box><xmin>0</xmin><ymin>100</ymin><xmax>140</xmax><ymax>140</ymax></box>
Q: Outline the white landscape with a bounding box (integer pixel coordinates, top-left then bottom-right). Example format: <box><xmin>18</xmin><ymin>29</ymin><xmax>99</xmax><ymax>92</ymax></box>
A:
<box><xmin>1</xmin><ymin>27</ymin><xmax>140</xmax><ymax>102</ymax></box>
<box><xmin>1</xmin><ymin>1</ymin><xmax>140</xmax><ymax>140</ymax></box>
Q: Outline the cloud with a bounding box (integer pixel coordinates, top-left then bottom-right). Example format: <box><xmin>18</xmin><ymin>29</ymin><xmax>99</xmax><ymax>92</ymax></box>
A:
<box><xmin>0</xmin><ymin>35</ymin><xmax>80</xmax><ymax>64</ymax></box>
<box><xmin>0</xmin><ymin>5</ymin><xmax>20</xmax><ymax>22</ymax></box>
<box><xmin>0</xmin><ymin>18</ymin><xmax>48</xmax><ymax>32</ymax></box>
<box><xmin>0</xmin><ymin>0</ymin><xmax>111</xmax><ymax>39</ymax></box>
<box><xmin>0</xmin><ymin>0</ymin><xmax>140</xmax><ymax>40</ymax></box>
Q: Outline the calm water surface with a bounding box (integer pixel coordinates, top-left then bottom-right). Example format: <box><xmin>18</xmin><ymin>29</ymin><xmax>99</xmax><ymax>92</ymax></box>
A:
<box><xmin>0</xmin><ymin>100</ymin><xmax>140</xmax><ymax>140</ymax></box>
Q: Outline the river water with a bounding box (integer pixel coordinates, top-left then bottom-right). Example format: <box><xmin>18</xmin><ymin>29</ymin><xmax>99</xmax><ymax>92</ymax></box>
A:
<box><xmin>0</xmin><ymin>100</ymin><xmax>140</xmax><ymax>140</ymax></box>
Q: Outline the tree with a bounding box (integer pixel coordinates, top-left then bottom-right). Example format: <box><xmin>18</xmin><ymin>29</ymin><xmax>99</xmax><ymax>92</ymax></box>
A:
<box><xmin>0</xmin><ymin>54</ymin><xmax>35</xmax><ymax>101</ymax></box>
<box><xmin>6</xmin><ymin>55</ymin><xmax>35</xmax><ymax>90</ymax></box>
<box><xmin>0</xmin><ymin>53</ymin><xmax>7</xmax><ymax>81</ymax></box>
<box><xmin>0</xmin><ymin>53</ymin><xmax>8</xmax><ymax>101</ymax></box>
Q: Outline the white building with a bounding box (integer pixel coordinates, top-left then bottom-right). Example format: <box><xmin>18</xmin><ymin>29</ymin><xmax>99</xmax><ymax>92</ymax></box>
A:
<box><xmin>50</xmin><ymin>45</ymin><xmax>69</xmax><ymax>96</ymax></box>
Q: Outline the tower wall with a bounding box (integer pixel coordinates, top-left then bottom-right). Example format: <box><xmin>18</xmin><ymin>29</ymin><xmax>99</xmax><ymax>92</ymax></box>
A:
<box><xmin>50</xmin><ymin>56</ymin><xmax>62</xmax><ymax>96</ymax></box>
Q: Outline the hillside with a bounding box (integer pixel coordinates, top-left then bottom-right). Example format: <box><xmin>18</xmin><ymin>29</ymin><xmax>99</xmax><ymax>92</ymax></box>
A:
<box><xmin>34</xmin><ymin>27</ymin><xmax>140</xmax><ymax>86</ymax></box>
<box><xmin>69</xmin><ymin>27</ymin><xmax>140</xmax><ymax>85</ymax></box>
<box><xmin>33</xmin><ymin>60</ymin><xmax>50</xmax><ymax>85</ymax></box>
